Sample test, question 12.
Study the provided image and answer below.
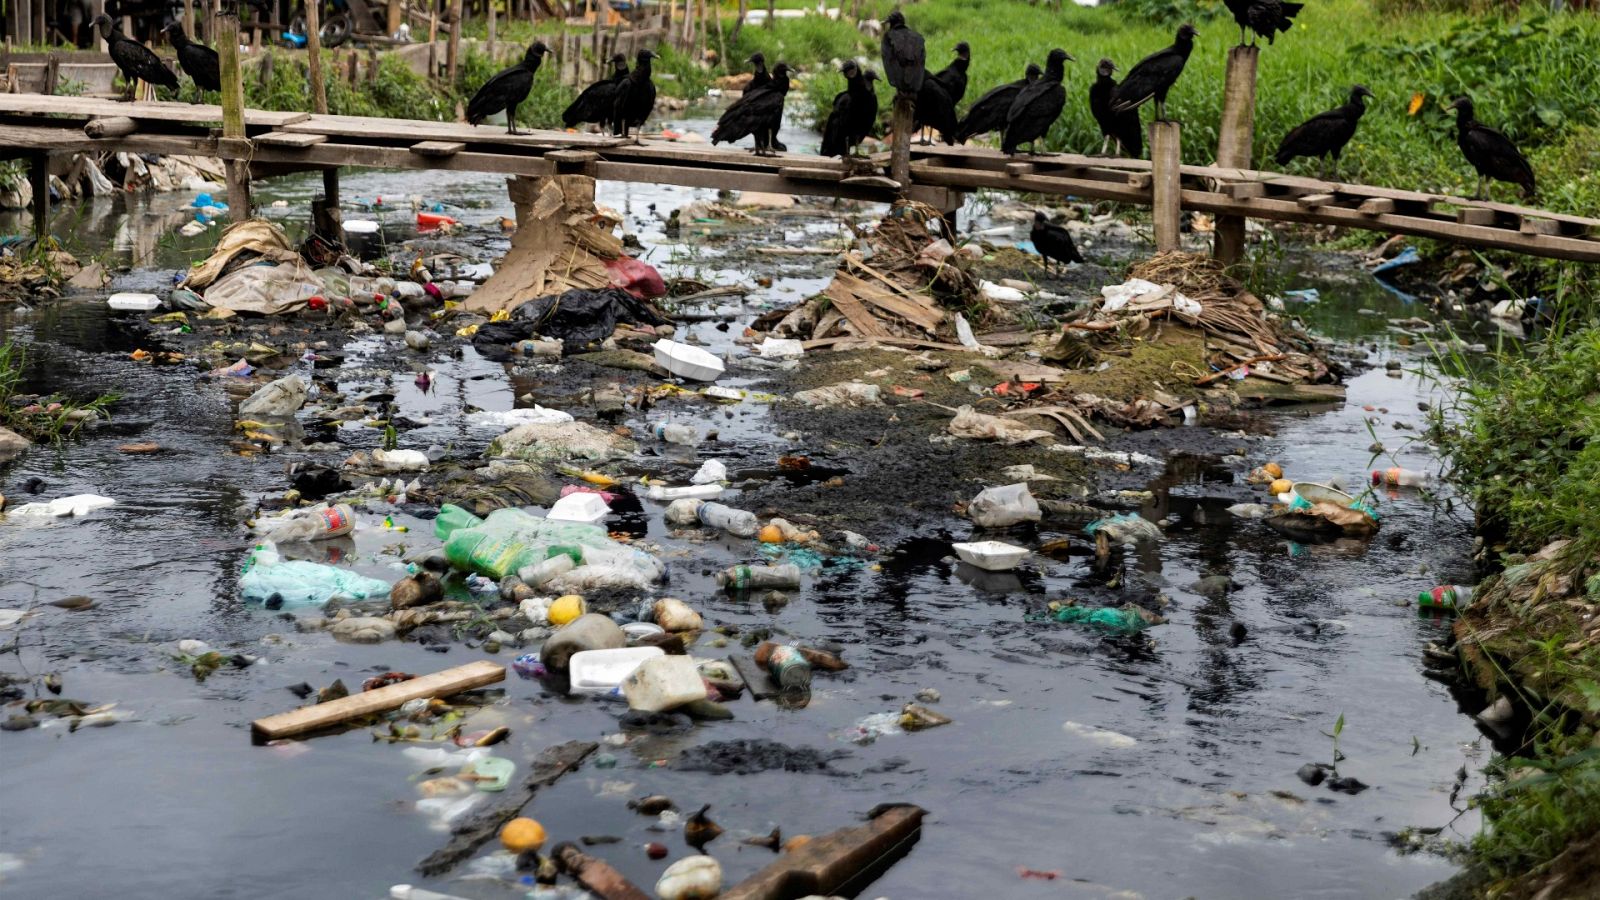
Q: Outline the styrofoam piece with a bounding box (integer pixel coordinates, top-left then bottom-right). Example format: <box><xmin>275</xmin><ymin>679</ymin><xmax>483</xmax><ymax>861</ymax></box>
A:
<box><xmin>107</xmin><ymin>292</ymin><xmax>161</xmax><ymax>311</ymax></box>
<box><xmin>653</xmin><ymin>339</ymin><xmax>724</xmax><ymax>382</ymax></box>
<box><xmin>759</xmin><ymin>337</ymin><xmax>805</xmax><ymax>360</ymax></box>
<box><xmin>343</xmin><ymin>219</ymin><xmax>380</xmax><ymax>234</ymax></box>
<box><xmin>620</xmin><ymin>654</ymin><xmax>708</xmax><ymax>711</ymax></box>
<box><xmin>546</xmin><ymin>491</ymin><xmax>610</xmax><ymax>525</ymax></box>
<box><xmin>951</xmin><ymin>540</ymin><xmax>1030</xmax><ymax>571</ymax></box>
<box><xmin>568</xmin><ymin>646</ymin><xmax>665</xmax><ymax>695</ymax></box>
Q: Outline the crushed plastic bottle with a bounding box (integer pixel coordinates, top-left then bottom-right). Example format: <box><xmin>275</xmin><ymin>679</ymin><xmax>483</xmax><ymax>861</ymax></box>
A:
<box><xmin>436</xmin><ymin>505</ymin><xmax>660</xmax><ymax>582</ymax></box>
<box><xmin>653</xmin><ymin>423</ymin><xmax>700</xmax><ymax>446</ymax></box>
<box><xmin>1373</xmin><ymin>467</ymin><xmax>1433</xmax><ymax>488</ymax></box>
<box><xmin>697</xmin><ymin>502</ymin><xmax>758</xmax><ymax>538</ymax></box>
<box><xmin>644</xmin><ymin>483</ymin><xmax>723</xmax><ymax>502</ymax></box>
<box><xmin>251</xmin><ymin>503</ymin><xmax>357</xmax><ymax>542</ymax></box>
<box><xmin>1418</xmin><ymin>584</ymin><xmax>1472</xmax><ymax>611</ymax></box>
<box><xmin>714</xmin><ymin>563</ymin><xmax>801</xmax><ymax>591</ymax></box>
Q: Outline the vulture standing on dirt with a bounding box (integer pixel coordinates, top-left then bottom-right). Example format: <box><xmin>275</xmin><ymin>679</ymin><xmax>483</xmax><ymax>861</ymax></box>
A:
<box><xmin>879</xmin><ymin>10</ymin><xmax>925</xmax><ymax>95</ymax></box>
<box><xmin>612</xmin><ymin>49</ymin><xmax>659</xmax><ymax>139</ymax></box>
<box><xmin>1224</xmin><ymin>0</ymin><xmax>1302</xmax><ymax>46</ymax></box>
<box><xmin>1447</xmin><ymin>96</ymin><xmax>1536</xmax><ymax>200</ymax></box>
<box><xmin>820</xmin><ymin>60</ymin><xmax>880</xmax><ymax>157</ymax></box>
<box><xmin>94</xmin><ymin>15</ymin><xmax>178</xmax><ymax>98</ymax></box>
<box><xmin>164</xmin><ymin>23</ymin><xmax>219</xmax><ymax>102</ymax></box>
<box><xmin>466</xmin><ymin>41</ymin><xmax>551</xmax><ymax>135</ymax></box>
<box><xmin>1032</xmin><ymin>210</ymin><xmax>1084</xmax><ymax>272</ymax></box>
<box><xmin>1089</xmin><ymin>58</ymin><xmax>1142</xmax><ymax>158</ymax></box>
<box><xmin>1273</xmin><ymin>84</ymin><xmax>1373</xmax><ymax>178</ymax></box>
<box><xmin>914</xmin><ymin>41</ymin><xmax>970</xmax><ymax>144</ymax></box>
<box><xmin>711</xmin><ymin>62</ymin><xmax>792</xmax><ymax>155</ymax></box>
<box><xmin>562</xmin><ymin>53</ymin><xmax>627</xmax><ymax>129</ymax></box>
<box><xmin>955</xmin><ymin>63</ymin><xmax>1040</xmax><ymax>144</ymax></box>
<box><xmin>1110</xmin><ymin>23</ymin><xmax>1197</xmax><ymax>122</ymax></box>
<box><xmin>1002</xmin><ymin>47</ymin><xmax>1073</xmax><ymax>156</ymax></box>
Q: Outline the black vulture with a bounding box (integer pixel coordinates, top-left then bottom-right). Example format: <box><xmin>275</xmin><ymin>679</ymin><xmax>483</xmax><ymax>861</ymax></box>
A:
<box><xmin>562</xmin><ymin>53</ymin><xmax>628</xmax><ymax>129</ymax></box>
<box><xmin>1224</xmin><ymin>0</ymin><xmax>1302</xmax><ymax>46</ymax></box>
<box><xmin>612</xmin><ymin>49</ymin><xmax>659</xmax><ymax>139</ymax></box>
<box><xmin>955</xmin><ymin>62</ymin><xmax>1039</xmax><ymax>144</ymax></box>
<box><xmin>913</xmin><ymin>75</ymin><xmax>958</xmax><ymax>145</ymax></box>
<box><xmin>164</xmin><ymin>23</ymin><xmax>219</xmax><ymax>102</ymax></box>
<box><xmin>879</xmin><ymin>10</ymin><xmax>925</xmax><ymax>95</ymax></box>
<box><xmin>820</xmin><ymin>61</ymin><xmax>880</xmax><ymax>158</ymax></box>
<box><xmin>466</xmin><ymin>41</ymin><xmax>551</xmax><ymax>135</ymax></box>
<box><xmin>1447</xmin><ymin>96</ymin><xmax>1536</xmax><ymax>200</ymax></box>
<box><xmin>1031</xmin><ymin>210</ymin><xmax>1083</xmax><ymax>273</ymax></box>
<box><xmin>747</xmin><ymin>51</ymin><xmax>772</xmax><ymax>91</ymax></box>
<box><xmin>1002</xmin><ymin>47</ymin><xmax>1073</xmax><ymax>156</ymax></box>
<box><xmin>711</xmin><ymin>62</ymin><xmax>791</xmax><ymax>155</ymax></box>
<box><xmin>1089</xmin><ymin>58</ymin><xmax>1142</xmax><ymax>158</ymax></box>
<box><xmin>1273</xmin><ymin>84</ymin><xmax>1372</xmax><ymax>178</ymax></box>
<box><xmin>1110</xmin><ymin>23</ymin><xmax>1196</xmax><ymax>122</ymax></box>
<box><xmin>932</xmin><ymin>41</ymin><xmax>971</xmax><ymax>105</ymax></box>
<box><xmin>94</xmin><ymin>15</ymin><xmax>178</xmax><ymax>97</ymax></box>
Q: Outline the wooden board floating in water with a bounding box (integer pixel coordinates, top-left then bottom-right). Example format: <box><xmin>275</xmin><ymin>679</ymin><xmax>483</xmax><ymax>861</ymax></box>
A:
<box><xmin>250</xmin><ymin>660</ymin><xmax>505</xmax><ymax>740</ymax></box>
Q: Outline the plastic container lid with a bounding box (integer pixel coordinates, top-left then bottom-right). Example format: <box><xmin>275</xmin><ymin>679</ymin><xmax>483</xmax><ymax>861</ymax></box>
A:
<box><xmin>547</xmin><ymin>491</ymin><xmax>610</xmax><ymax>525</ymax></box>
<box><xmin>951</xmin><ymin>540</ymin><xmax>1031</xmax><ymax>571</ymax></box>
<box><xmin>568</xmin><ymin>646</ymin><xmax>665</xmax><ymax>695</ymax></box>
<box><xmin>653</xmin><ymin>339</ymin><xmax>725</xmax><ymax>382</ymax></box>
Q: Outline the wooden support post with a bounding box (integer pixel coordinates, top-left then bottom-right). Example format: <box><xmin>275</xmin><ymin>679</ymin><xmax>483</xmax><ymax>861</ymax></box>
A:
<box><xmin>426</xmin><ymin>10</ymin><xmax>438</xmax><ymax>79</ymax></box>
<box><xmin>445</xmin><ymin>0</ymin><xmax>462</xmax><ymax>80</ymax></box>
<box><xmin>1150</xmin><ymin>120</ymin><xmax>1181</xmax><ymax>252</ymax></box>
<box><xmin>28</xmin><ymin>153</ymin><xmax>49</xmax><ymax>243</ymax></box>
<box><xmin>889</xmin><ymin>92</ymin><xmax>912</xmax><ymax>191</ymax></box>
<box><xmin>217</xmin><ymin>14</ymin><xmax>252</xmax><ymax>216</ymax></box>
<box><xmin>764</xmin><ymin>0</ymin><xmax>773</xmax><ymax>28</ymax></box>
<box><xmin>42</xmin><ymin>54</ymin><xmax>58</xmax><ymax>94</ymax></box>
<box><xmin>313</xmin><ymin>166</ymin><xmax>343</xmax><ymax>244</ymax></box>
<box><xmin>486</xmin><ymin>0</ymin><xmax>495</xmax><ymax>58</ymax></box>
<box><xmin>93</xmin><ymin>0</ymin><xmax>107</xmax><ymax>49</ymax></box>
<box><xmin>306</xmin><ymin>0</ymin><xmax>327</xmax><ymax>114</ymax></box>
<box><xmin>387</xmin><ymin>0</ymin><xmax>402</xmax><ymax>35</ymax></box>
<box><xmin>184</xmin><ymin>0</ymin><xmax>196</xmax><ymax>44</ymax></box>
<box><xmin>1212</xmin><ymin>44</ymin><xmax>1257</xmax><ymax>265</ymax></box>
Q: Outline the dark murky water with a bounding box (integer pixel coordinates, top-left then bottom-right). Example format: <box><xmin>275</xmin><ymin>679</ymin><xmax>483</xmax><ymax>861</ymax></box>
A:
<box><xmin>1</xmin><ymin>115</ymin><xmax>1496</xmax><ymax>899</ymax></box>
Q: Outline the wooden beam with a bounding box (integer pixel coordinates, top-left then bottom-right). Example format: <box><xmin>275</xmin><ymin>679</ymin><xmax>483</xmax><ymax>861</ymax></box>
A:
<box><xmin>1358</xmin><ymin>197</ymin><xmax>1395</xmax><ymax>215</ymax></box>
<box><xmin>217</xmin><ymin>15</ymin><xmax>251</xmax><ymax>215</ymax></box>
<box><xmin>256</xmin><ymin>131</ymin><xmax>329</xmax><ymax>147</ymax></box>
<box><xmin>1457</xmin><ymin>207</ymin><xmax>1497</xmax><ymax>226</ymax></box>
<box><xmin>84</xmin><ymin>116</ymin><xmax>138</xmax><ymax>138</ymax></box>
<box><xmin>29</xmin><ymin>152</ymin><xmax>49</xmax><ymax>243</ymax></box>
<box><xmin>1213</xmin><ymin>44</ymin><xmax>1257</xmax><ymax>264</ymax></box>
<box><xmin>1520</xmin><ymin>218</ymin><xmax>1559</xmax><ymax>236</ymax></box>
<box><xmin>410</xmin><ymin>139</ymin><xmax>465</xmax><ymax>156</ymax></box>
<box><xmin>1004</xmin><ymin>161</ymin><xmax>1035</xmax><ymax>177</ymax></box>
<box><xmin>889</xmin><ymin>92</ymin><xmax>912</xmax><ymax>192</ymax></box>
<box><xmin>306</xmin><ymin>0</ymin><xmax>327</xmax><ymax>115</ymax></box>
<box><xmin>1228</xmin><ymin>181</ymin><xmax>1265</xmax><ymax>199</ymax></box>
<box><xmin>1151</xmin><ymin>120</ymin><xmax>1181</xmax><ymax>252</ymax></box>
<box><xmin>1296</xmin><ymin>192</ymin><xmax>1336</xmax><ymax>208</ymax></box>
<box><xmin>446</xmin><ymin>0</ymin><xmax>463</xmax><ymax>80</ymax></box>
<box><xmin>251</xmin><ymin>660</ymin><xmax>506</xmax><ymax>740</ymax></box>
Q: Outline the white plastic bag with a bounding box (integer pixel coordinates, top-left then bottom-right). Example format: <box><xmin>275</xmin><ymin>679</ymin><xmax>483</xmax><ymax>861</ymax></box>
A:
<box><xmin>968</xmin><ymin>483</ymin><xmax>1041</xmax><ymax>528</ymax></box>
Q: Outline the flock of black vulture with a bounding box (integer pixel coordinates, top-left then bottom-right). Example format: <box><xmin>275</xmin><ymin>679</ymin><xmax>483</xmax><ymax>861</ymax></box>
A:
<box><xmin>95</xmin><ymin>5</ymin><xmax>1538</xmax><ymax>201</ymax></box>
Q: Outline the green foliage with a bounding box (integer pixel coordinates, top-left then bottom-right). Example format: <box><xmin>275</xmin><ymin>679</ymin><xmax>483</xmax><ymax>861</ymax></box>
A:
<box><xmin>0</xmin><ymin>341</ymin><xmax>118</xmax><ymax>442</ymax></box>
<box><xmin>1431</xmin><ymin>326</ymin><xmax>1600</xmax><ymax>551</ymax></box>
<box><xmin>1474</xmin><ymin>747</ymin><xmax>1600</xmax><ymax>878</ymax></box>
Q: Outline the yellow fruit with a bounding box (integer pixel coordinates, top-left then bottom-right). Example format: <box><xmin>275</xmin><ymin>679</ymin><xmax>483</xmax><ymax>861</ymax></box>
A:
<box><xmin>500</xmin><ymin>817</ymin><xmax>546</xmax><ymax>853</ymax></box>
<box><xmin>1269</xmin><ymin>478</ymin><xmax>1293</xmax><ymax>495</ymax></box>
<box><xmin>1263</xmin><ymin>462</ymin><xmax>1283</xmax><ymax>479</ymax></box>
<box><xmin>757</xmin><ymin>524</ymin><xmax>784</xmax><ymax>543</ymax></box>
<box><xmin>548</xmin><ymin>595</ymin><xmax>585</xmax><ymax>626</ymax></box>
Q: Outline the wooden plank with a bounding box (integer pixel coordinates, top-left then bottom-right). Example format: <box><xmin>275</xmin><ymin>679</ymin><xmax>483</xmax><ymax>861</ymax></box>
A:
<box><xmin>823</xmin><ymin>279</ymin><xmax>891</xmax><ymax>339</ymax></box>
<box><xmin>1296</xmin><ymin>192</ymin><xmax>1336</xmax><ymax>208</ymax></box>
<box><xmin>251</xmin><ymin>660</ymin><xmax>506</xmax><ymax>740</ymax></box>
<box><xmin>1151</xmin><ymin>121</ymin><xmax>1182</xmax><ymax>252</ymax></box>
<box><xmin>832</xmin><ymin>270</ymin><xmax>941</xmax><ymax>334</ymax></box>
<box><xmin>410</xmin><ymin>139</ymin><xmax>465</xmax><ymax>156</ymax></box>
<box><xmin>0</xmin><ymin>94</ymin><xmax>307</xmax><ymax>127</ymax></box>
<box><xmin>415</xmin><ymin>740</ymin><xmax>596</xmax><ymax>876</ymax></box>
<box><xmin>730</xmin><ymin>653</ymin><xmax>779</xmax><ymax>701</ymax></box>
<box><xmin>1005</xmin><ymin>161</ymin><xmax>1035</xmax><ymax>177</ymax></box>
<box><xmin>1457</xmin><ymin>207</ymin><xmax>1497</xmax><ymax>226</ymax></box>
<box><xmin>256</xmin><ymin>130</ymin><xmax>328</xmax><ymax>147</ymax></box>
<box><xmin>546</xmin><ymin>148</ymin><xmax>599</xmax><ymax>164</ymax></box>
<box><xmin>1127</xmin><ymin>172</ymin><xmax>1152</xmax><ymax>190</ymax></box>
<box><xmin>1228</xmin><ymin>180</ymin><xmax>1266</xmax><ymax>200</ymax></box>
<box><xmin>1520</xmin><ymin>218</ymin><xmax>1560</xmax><ymax>236</ymax></box>
<box><xmin>1358</xmin><ymin>197</ymin><xmax>1396</xmax><ymax>215</ymax></box>
<box><xmin>779</xmin><ymin>165</ymin><xmax>845</xmax><ymax>182</ymax></box>
<box><xmin>722</xmin><ymin>805</ymin><xmax>925</xmax><ymax>900</ymax></box>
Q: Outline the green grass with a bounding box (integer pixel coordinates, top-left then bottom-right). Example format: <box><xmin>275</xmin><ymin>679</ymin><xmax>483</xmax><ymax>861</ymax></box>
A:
<box><xmin>0</xmin><ymin>341</ymin><xmax>118</xmax><ymax>442</ymax></box>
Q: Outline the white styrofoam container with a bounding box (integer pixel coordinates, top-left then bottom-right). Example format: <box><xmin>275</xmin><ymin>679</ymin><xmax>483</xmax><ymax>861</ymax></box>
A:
<box><xmin>621</xmin><ymin>654</ymin><xmax>708</xmax><ymax>712</ymax></box>
<box><xmin>653</xmin><ymin>339</ymin><xmax>725</xmax><ymax>382</ymax></box>
<box><xmin>546</xmin><ymin>491</ymin><xmax>610</xmax><ymax>524</ymax></box>
<box><xmin>107</xmin><ymin>292</ymin><xmax>161</xmax><ymax>311</ymax></box>
<box><xmin>343</xmin><ymin>219</ymin><xmax>381</xmax><ymax>234</ymax></box>
<box><xmin>952</xmin><ymin>540</ymin><xmax>1031</xmax><ymax>571</ymax></box>
<box><xmin>569</xmin><ymin>646</ymin><xmax>665</xmax><ymax>695</ymax></box>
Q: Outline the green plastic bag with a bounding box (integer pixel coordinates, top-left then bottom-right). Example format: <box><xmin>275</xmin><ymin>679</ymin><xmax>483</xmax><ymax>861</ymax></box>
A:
<box><xmin>1048</xmin><ymin>602</ymin><xmax>1161</xmax><ymax>634</ymax></box>
<box><xmin>433</xmin><ymin>504</ymin><xmax>656</xmax><ymax>581</ymax></box>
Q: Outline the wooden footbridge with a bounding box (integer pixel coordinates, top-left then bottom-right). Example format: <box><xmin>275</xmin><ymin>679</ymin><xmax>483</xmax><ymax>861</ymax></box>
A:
<box><xmin>2</xmin><ymin>93</ymin><xmax>1597</xmax><ymax>263</ymax></box>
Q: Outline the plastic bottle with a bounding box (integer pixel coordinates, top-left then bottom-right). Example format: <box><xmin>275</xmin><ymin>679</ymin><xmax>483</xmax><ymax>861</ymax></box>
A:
<box><xmin>764</xmin><ymin>644</ymin><xmax>812</xmax><ymax>691</ymax></box>
<box><xmin>645</xmin><ymin>483</ymin><xmax>723</xmax><ymax>501</ymax></box>
<box><xmin>1373</xmin><ymin>467</ymin><xmax>1433</xmax><ymax>488</ymax></box>
<box><xmin>518</xmin><ymin>552</ymin><xmax>577</xmax><ymax>588</ymax></box>
<box><xmin>714</xmin><ymin>563</ymin><xmax>801</xmax><ymax>591</ymax></box>
<box><xmin>653</xmin><ymin>423</ymin><xmax>700</xmax><ymax>446</ymax></box>
<box><xmin>252</xmin><ymin>503</ymin><xmax>357</xmax><ymax>542</ymax></box>
<box><xmin>1418</xmin><ymin>585</ymin><xmax>1473</xmax><ymax>610</ymax></box>
<box><xmin>697</xmin><ymin>502</ymin><xmax>758</xmax><ymax>538</ymax></box>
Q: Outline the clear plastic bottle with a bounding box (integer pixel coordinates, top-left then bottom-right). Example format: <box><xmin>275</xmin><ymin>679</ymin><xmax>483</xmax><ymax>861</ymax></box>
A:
<box><xmin>645</xmin><ymin>483</ymin><xmax>723</xmax><ymax>501</ymax></box>
<box><xmin>1373</xmin><ymin>467</ymin><xmax>1433</xmax><ymax>488</ymax></box>
<box><xmin>517</xmin><ymin>552</ymin><xmax>576</xmax><ymax>588</ymax></box>
<box><xmin>252</xmin><ymin>503</ymin><xmax>357</xmax><ymax>542</ymax></box>
<box><xmin>653</xmin><ymin>423</ymin><xmax>700</xmax><ymax>446</ymax></box>
<box><xmin>697</xmin><ymin>502</ymin><xmax>758</xmax><ymax>538</ymax></box>
<box><xmin>714</xmin><ymin>563</ymin><xmax>801</xmax><ymax>590</ymax></box>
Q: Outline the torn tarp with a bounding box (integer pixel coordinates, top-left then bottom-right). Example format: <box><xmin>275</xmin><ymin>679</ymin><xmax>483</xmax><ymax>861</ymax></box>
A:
<box><xmin>473</xmin><ymin>287</ymin><xmax>670</xmax><ymax>359</ymax></box>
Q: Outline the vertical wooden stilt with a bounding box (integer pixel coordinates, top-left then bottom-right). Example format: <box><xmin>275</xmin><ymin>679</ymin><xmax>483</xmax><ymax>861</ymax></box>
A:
<box><xmin>184</xmin><ymin>0</ymin><xmax>196</xmax><ymax>49</ymax></box>
<box><xmin>217</xmin><ymin>14</ymin><xmax>252</xmax><ymax>217</ymax></box>
<box><xmin>445</xmin><ymin>0</ymin><xmax>462</xmax><ymax>80</ymax></box>
<box><xmin>387</xmin><ymin>0</ymin><xmax>403</xmax><ymax>36</ymax></box>
<box><xmin>313</xmin><ymin>166</ymin><xmax>343</xmax><ymax>245</ymax></box>
<box><xmin>307</xmin><ymin>0</ymin><xmax>327</xmax><ymax>114</ymax></box>
<box><xmin>29</xmin><ymin>153</ymin><xmax>49</xmax><ymax>243</ymax></box>
<box><xmin>43</xmin><ymin>54</ymin><xmax>58</xmax><ymax>94</ymax></box>
<box><xmin>889</xmin><ymin>93</ymin><xmax>912</xmax><ymax>191</ymax></box>
<box><xmin>1213</xmin><ymin>44</ymin><xmax>1257</xmax><ymax>265</ymax></box>
<box><xmin>1150</xmin><ymin>120</ymin><xmax>1181</xmax><ymax>253</ymax></box>
<box><xmin>486</xmin><ymin>0</ymin><xmax>496</xmax><ymax>59</ymax></box>
<box><xmin>764</xmin><ymin>0</ymin><xmax>773</xmax><ymax>28</ymax></box>
<box><xmin>426</xmin><ymin>10</ymin><xmax>439</xmax><ymax>79</ymax></box>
